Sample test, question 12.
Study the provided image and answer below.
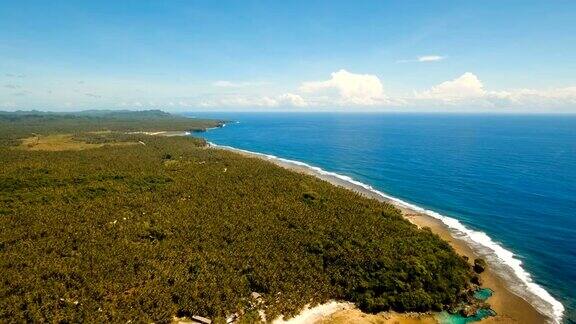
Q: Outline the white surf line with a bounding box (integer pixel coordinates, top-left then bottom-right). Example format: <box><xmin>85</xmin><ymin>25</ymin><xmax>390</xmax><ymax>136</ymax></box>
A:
<box><xmin>203</xmin><ymin>123</ymin><xmax>227</xmax><ymax>131</ymax></box>
<box><xmin>208</xmin><ymin>142</ymin><xmax>565</xmax><ymax>324</ymax></box>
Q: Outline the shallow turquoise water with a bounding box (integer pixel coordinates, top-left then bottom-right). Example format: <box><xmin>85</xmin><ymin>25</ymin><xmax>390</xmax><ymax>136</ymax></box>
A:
<box><xmin>473</xmin><ymin>288</ymin><xmax>493</xmax><ymax>301</ymax></box>
<box><xmin>190</xmin><ymin>113</ymin><xmax>576</xmax><ymax>323</ymax></box>
<box><xmin>437</xmin><ymin>309</ymin><xmax>496</xmax><ymax>324</ymax></box>
<box><xmin>436</xmin><ymin>288</ymin><xmax>496</xmax><ymax>323</ymax></box>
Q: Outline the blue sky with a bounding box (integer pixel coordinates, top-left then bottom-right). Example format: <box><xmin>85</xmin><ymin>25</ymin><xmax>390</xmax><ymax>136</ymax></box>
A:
<box><xmin>1</xmin><ymin>0</ymin><xmax>575</xmax><ymax>112</ymax></box>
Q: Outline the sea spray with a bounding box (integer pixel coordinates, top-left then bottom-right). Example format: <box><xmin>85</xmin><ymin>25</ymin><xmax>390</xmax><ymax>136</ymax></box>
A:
<box><xmin>208</xmin><ymin>142</ymin><xmax>565</xmax><ymax>324</ymax></box>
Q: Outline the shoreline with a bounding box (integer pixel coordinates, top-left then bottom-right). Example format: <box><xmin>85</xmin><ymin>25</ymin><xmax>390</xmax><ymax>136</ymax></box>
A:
<box><xmin>208</xmin><ymin>142</ymin><xmax>558</xmax><ymax>323</ymax></box>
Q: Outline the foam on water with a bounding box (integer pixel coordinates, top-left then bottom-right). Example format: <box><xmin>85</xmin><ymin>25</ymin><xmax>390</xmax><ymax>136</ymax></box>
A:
<box><xmin>208</xmin><ymin>142</ymin><xmax>565</xmax><ymax>324</ymax></box>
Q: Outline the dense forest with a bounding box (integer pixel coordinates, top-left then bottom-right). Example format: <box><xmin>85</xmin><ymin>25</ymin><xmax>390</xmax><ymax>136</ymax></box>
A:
<box><xmin>0</xmin><ymin>111</ymin><xmax>481</xmax><ymax>323</ymax></box>
<box><xmin>0</xmin><ymin>110</ymin><xmax>221</xmax><ymax>146</ymax></box>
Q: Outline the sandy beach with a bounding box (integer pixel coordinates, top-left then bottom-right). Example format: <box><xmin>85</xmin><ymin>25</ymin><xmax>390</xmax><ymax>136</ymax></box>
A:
<box><xmin>214</xmin><ymin>145</ymin><xmax>549</xmax><ymax>324</ymax></box>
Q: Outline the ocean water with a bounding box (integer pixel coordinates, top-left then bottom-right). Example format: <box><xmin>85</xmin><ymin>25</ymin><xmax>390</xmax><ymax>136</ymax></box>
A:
<box><xmin>187</xmin><ymin>112</ymin><xmax>576</xmax><ymax>323</ymax></box>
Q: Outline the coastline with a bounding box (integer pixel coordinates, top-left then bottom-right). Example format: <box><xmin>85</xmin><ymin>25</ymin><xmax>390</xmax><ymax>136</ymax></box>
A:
<box><xmin>208</xmin><ymin>142</ymin><xmax>555</xmax><ymax>324</ymax></box>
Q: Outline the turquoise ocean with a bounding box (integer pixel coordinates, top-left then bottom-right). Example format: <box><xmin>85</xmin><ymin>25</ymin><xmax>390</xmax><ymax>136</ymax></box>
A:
<box><xmin>188</xmin><ymin>113</ymin><xmax>575</xmax><ymax>323</ymax></box>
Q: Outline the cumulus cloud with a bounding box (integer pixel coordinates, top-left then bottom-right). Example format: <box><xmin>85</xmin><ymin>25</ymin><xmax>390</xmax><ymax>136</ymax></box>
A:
<box><xmin>416</xmin><ymin>72</ymin><xmax>485</xmax><ymax>101</ymax></box>
<box><xmin>299</xmin><ymin>69</ymin><xmax>389</xmax><ymax>105</ymax></box>
<box><xmin>11</xmin><ymin>71</ymin><xmax>573</xmax><ymax>111</ymax></box>
<box><xmin>198</xmin><ymin>70</ymin><xmax>393</xmax><ymax>108</ymax></box>
<box><xmin>492</xmin><ymin>86</ymin><xmax>576</xmax><ymax>107</ymax></box>
<box><xmin>277</xmin><ymin>93</ymin><xmax>307</xmax><ymax>107</ymax></box>
<box><xmin>415</xmin><ymin>72</ymin><xmax>576</xmax><ymax>108</ymax></box>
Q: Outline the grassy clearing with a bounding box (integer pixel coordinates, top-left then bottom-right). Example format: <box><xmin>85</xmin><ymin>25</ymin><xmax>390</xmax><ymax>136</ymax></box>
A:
<box><xmin>19</xmin><ymin>134</ymin><xmax>137</xmax><ymax>151</ymax></box>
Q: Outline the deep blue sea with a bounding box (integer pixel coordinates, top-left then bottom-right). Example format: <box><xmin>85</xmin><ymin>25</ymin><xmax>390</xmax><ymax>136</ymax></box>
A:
<box><xmin>187</xmin><ymin>113</ymin><xmax>576</xmax><ymax>323</ymax></box>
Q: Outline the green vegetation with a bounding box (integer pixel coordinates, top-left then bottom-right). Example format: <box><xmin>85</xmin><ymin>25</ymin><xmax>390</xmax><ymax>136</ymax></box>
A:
<box><xmin>0</xmin><ymin>110</ymin><xmax>222</xmax><ymax>146</ymax></box>
<box><xmin>0</xmin><ymin>111</ymin><xmax>480</xmax><ymax>322</ymax></box>
<box><xmin>473</xmin><ymin>258</ymin><xmax>487</xmax><ymax>274</ymax></box>
<box><xmin>18</xmin><ymin>133</ymin><xmax>139</xmax><ymax>151</ymax></box>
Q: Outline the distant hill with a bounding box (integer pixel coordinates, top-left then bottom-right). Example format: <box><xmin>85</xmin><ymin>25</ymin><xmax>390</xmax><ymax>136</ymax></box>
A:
<box><xmin>72</xmin><ymin>109</ymin><xmax>172</xmax><ymax>118</ymax></box>
<box><xmin>0</xmin><ymin>109</ymin><xmax>173</xmax><ymax>121</ymax></box>
<box><xmin>0</xmin><ymin>110</ymin><xmax>224</xmax><ymax>144</ymax></box>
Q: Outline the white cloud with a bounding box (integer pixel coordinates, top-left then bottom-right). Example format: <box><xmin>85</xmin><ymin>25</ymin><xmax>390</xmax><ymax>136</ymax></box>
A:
<box><xmin>491</xmin><ymin>86</ymin><xmax>576</xmax><ymax>106</ymax></box>
<box><xmin>7</xmin><ymin>71</ymin><xmax>575</xmax><ymax>112</ymax></box>
<box><xmin>416</xmin><ymin>72</ymin><xmax>485</xmax><ymax>101</ymax></box>
<box><xmin>189</xmin><ymin>70</ymin><xmax>392</xmax><ymax>109</ymax></box>
<box><xmin>299</xmin><ymin>69</ymin><xmax>389</xmax><ymax>105</ymax></box>
<box><xmin>200</xmin><ymin>96</ymin><xmax>278</xmax><ymax>108</ymax></box>
<box><xmin>199</xmin><ymin>70</ymin><xmax>404</xmax><ymax>109</ymax></box>
<box><xmin>418</xmin><ymin>55</ymin><xmax>444</xmax><ymax>62</ymax></box>
<box><xmin>277</xmin><ymin>93</ymin><xmax>307</xmax><ymax>107</ymax></box>
<box><xmin>197</xmin><ymin>92</ymin><xmax>308</xmax><ymax>108</ymax></box>
<box><xmin>212</xmin><ymin>80</ymin><xmax>267</xmax><ymax>88</ymax></box>
<box><xmin>397</xmin><ymin>55</ymin><xmax>445</xmax><ymax>63</ymax></box>
<box><xmin>415</xmin><ymin>72</ymin><xmax>576</xmax><ymax>109</ymax></box>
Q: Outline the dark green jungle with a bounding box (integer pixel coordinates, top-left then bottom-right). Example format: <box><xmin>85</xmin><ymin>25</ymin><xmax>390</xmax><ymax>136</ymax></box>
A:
<box><xmin>0</xmin><ymin>111</ymin><xmax>480</xmax><ymax>323</ymax></box>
